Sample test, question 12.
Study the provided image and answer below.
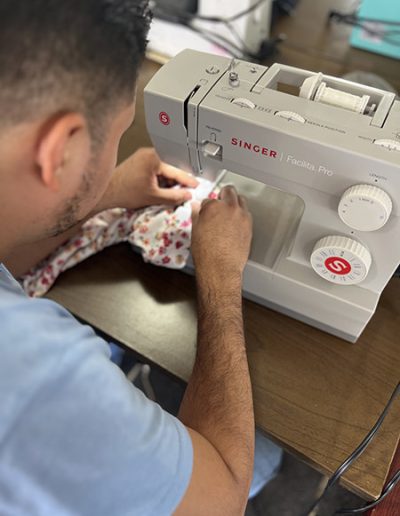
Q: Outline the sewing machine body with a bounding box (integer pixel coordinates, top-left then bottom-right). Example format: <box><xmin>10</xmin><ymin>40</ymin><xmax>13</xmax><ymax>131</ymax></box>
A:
<box><xmin>144</xmin><ymin>49</ymin><xmax>400</xmax><ymax>342</ymax></box>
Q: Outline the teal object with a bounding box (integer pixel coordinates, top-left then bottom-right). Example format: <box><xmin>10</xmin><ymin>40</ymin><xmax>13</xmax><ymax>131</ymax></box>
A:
<box><xmin>350</xmin><ymin>0</ymin><xmax>400</xmax><ymax>60</ymax></box>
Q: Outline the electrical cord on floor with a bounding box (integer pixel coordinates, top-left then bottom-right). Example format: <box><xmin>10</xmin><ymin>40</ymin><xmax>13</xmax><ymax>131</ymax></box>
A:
<box><xmin>301</xmin><ymin>381</ymin><xmax>400</xmax><ymax>516</ymax></box>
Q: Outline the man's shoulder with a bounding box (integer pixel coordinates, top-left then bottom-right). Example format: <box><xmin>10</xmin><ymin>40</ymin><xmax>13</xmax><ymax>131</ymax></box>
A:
<box><xmin>0</xmin><ymin>268</ymin><xmax>111</xmax><ymax>403</ymax></box>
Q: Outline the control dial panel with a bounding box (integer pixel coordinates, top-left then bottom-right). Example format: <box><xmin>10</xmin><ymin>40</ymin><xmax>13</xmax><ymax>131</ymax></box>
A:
<box><xmin>338</xmin><ymin>184</ymin><xmax>392</xmax><ymax>232</ymax></box>
<box><xmin>310</xmin><ymin>236</ymin><xmax>372</xmax><ymax>285</ymax></box>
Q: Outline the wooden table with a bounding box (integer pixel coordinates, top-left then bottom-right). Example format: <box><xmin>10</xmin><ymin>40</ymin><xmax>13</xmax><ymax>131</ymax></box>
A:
<box><xmin>48</xmin><ymin>0</ymin><xmax>400</xmax><ymax>502</ymax></box>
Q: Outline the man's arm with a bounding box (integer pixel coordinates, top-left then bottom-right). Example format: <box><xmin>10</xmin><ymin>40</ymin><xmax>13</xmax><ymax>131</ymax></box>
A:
<box><xmin>175</xmin><ymin>186</ymin><xmax>254</xmax><ymax>515</ymax></box>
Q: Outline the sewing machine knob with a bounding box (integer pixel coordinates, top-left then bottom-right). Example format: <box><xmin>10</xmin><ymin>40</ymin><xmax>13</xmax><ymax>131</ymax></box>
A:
<box><xmin>338</xmin><ymin>185</ymin><xmax>392</xmax><ymax>231</ymax></box>
<box><xmin>231</xmin><ymin>98</ymin><xmax>256</xmax><ymax>109</ymax></box>
<box><xmin>374</xmin><ymin>139</ymin><xmax>400</xmax><ymax>152</ymax></box>
<box><xmin>311</xmin><ymin>236</ymin><xmax>372</xmax><ymax>285</ymax></box>
<box><xmin>275</xmin><ymin>111</ymin><xmax>306</xmax><ymax>123</ymax></box>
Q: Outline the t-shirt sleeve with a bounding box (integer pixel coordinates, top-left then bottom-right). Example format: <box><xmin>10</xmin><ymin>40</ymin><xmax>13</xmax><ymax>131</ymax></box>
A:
<box><xmin>1</xmin><ymin>297</ymin><xmax>193</xmax><ymax>516</ymax></box>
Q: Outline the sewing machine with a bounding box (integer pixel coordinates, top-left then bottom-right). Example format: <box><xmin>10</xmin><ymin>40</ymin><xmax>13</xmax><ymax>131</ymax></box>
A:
<box><xmin>144</xmin><ymin>49</ymin><xmax>400</xmax><ymax>342</ymax></box>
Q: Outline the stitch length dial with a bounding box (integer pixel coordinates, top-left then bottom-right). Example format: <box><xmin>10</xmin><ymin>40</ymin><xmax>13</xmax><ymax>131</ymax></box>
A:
<box><xmin>338</xmin><ymin>184</ymin><xmax>392</xmax><ymax>232</ymax></box>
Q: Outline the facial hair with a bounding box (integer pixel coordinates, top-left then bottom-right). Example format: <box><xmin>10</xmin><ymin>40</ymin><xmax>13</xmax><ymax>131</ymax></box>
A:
<box><xmin>48</xmin><ymin>164</ymin><xmax>94</xmax><ymax>237</ymax></box>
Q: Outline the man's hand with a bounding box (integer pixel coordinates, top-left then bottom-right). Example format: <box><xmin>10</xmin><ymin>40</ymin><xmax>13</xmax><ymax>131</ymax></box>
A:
<box><xmin>98</xmin><ymin>147</ymin><xmax>199</xmax><ymax>212</ymax></box>
<box><xmin>191</xmin><ymin>185</ymin><xmax>253</xmax><ymax>284</ymax></box>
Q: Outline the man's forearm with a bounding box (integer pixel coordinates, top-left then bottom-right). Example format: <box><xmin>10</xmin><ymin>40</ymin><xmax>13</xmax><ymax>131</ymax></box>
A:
<box><xmin>178</xmin><ymin>272</ymin><xmax>254</xmax><ymax>491</ymax></box>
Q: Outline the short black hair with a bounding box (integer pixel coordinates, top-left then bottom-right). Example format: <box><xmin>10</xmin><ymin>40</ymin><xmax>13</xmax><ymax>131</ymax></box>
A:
<box><xmin>0</xmin><ymin>0</ymin><xmax>152</xmax><ymax>131</ymax></box>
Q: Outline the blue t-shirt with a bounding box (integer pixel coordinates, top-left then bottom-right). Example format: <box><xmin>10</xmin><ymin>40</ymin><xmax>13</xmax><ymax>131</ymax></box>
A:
<box><xmin>0</xmin><ymin>264</ymin><xmax>193</xmax><ymax>516</ymax></box>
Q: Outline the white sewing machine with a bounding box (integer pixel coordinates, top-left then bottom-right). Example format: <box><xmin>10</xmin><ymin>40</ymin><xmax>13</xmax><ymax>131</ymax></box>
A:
<box><xmin>144</xmin><ymin>49</ymin><xmax>400</xmax><ymax>342</ymax></box>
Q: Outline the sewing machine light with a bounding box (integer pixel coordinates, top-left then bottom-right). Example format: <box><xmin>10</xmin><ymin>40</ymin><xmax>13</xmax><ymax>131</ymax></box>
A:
<box><xmin>338</xmin><ymin>184</ymin><xmax>393</xmax><ymax>232</ymax></box>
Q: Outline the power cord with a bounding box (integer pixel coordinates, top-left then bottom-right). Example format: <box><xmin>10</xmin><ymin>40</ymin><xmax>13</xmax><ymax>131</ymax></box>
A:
<box><xmin>328</xmin><ymin>10</ymin><xmax>400</xmax><ymax>48</ymax></box>
<box><xmin>336</xmin><ymin>470</ymin><xmax>400</xmax><ymax>513</ymax></box>
<box><xmin>152</xmin><ymin>0</ymin><xmax>268</xmax><ymax>24</ymax></box>
<box><xmin>151</xmin><ymin>0</ymin><xmax>283</xmax><ymax>61</ymax></box>
<box><xmin>301</xmin><ymin>381</ymin><xmax>400</xmax><ymax>516</ymax></box>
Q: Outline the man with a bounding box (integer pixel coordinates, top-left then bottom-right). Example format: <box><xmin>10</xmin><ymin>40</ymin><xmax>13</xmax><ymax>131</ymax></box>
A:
<box><xmin>0</xmin><ymin>1</ymin><xmax>256</xmax><ymax>514</ymax></box>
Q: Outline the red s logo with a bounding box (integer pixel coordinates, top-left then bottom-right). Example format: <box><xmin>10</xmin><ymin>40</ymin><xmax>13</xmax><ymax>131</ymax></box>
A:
<box><xmin>325</xmin><ymin>257</ymin><xmax>351</xmax><ymax>275</ymax></box>
<box><xmin>159</xmin><ymin>112</ymin><xmax>170</xmax><ymax>126</ymax></box>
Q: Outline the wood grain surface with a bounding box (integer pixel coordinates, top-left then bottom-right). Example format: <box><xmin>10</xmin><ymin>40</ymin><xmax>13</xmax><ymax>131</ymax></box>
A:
<box><xmin>48</xmin><ymin>0</ymin><xmax>400</xmax><ymax>502</ymax></box>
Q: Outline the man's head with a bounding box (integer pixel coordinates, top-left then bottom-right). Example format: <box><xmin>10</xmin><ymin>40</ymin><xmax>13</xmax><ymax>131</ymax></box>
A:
<box><xmin>0</xmin><ymin>0</ymin><xmax>151</xmax><ymax>248</ymax></box>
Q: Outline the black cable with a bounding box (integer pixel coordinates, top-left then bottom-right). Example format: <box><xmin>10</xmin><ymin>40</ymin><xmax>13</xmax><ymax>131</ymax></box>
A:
<box><xmin>348</xmin><ymin>21</ymin><xmax>400</xmax><ymax>48</ymax></box>
<box><xmin>335</xmin><ymin>469</ymin><xmax>400</xmax><ymax>514</ymax></box>
<box><xmin>184</xmin><ymin>23</ymin><xmax>244</xmax><ymax>59</ymax></box>
<box><xmin>153</xmin><ymin>0</ymin><xmax>267</xmax><ymax>24</ymax></box>
<box><xmin>329</xmin><ymin>11</ymin><xmax>400</xmax><ymax>27</ymax></box>
<box><xmin>153</xmin><ymin>2</ymin><xmax>281</xmax><ymax>61</ymax></box>
<box><xmin>301</xmin><ymin>382</ymin><xmax>400</xmax><ymax>516</ymax></box>
<box><xmin>224</xmin><ymin>0</ymin><xmax>267</xmax><ymax>23</ymax></box>
<box><xmin>328</xmin><ymin>10</ymin><xmax>400</xmax><ymax>48</ymax></box>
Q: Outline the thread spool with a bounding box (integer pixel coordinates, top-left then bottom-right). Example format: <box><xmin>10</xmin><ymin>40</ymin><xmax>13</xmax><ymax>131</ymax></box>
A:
<box><xmin>314</xmin><ymin>83</ymin><xmax>370</xmax><ymax>114</ymax></box>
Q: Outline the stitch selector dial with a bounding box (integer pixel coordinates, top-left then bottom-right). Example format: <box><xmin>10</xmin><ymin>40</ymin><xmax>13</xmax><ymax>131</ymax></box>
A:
<box><xmin>338</xmin><ymin>184</ymin><xmax>392</xmax><ymax>231</ymax></box>
<box><xmin>310</xmin><ymin>236</ymin><xmax>372</xmax><ymax>285</ymax></box>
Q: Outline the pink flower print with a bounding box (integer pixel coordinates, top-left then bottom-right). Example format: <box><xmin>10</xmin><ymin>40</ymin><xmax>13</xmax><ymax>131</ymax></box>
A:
<box><xmin>162</xmin><ymin>256</ymin><xmax>171</xmax><ymax>265</ymax></box>
<box><xmin>180</xmin><ymin>220</ymin><xmax>190</xmax><ymax>228</ymax></box>
<box><xmin>158</xmin><ymin>246</ymin><xmax>166</xmax><ymax>255</ymax></box>
<box><xmin>74</xmin><ymin>238</ymin><xmax>83</xmax><ymax>248</ymax></box>
<box><xmin>56</xmin><ymin>259</ymin><xmax>65</xmax><ymax>266</ymax></box>
<box><xmin>139</xmin><ymin>225</ymin><xmax>149</xmax><ymax>235</ymax></box>
<box><xmin>162</xmin><ymin>234</ymin><xmax>173</xmax><ymax>247</ymax></box>
<box><xmin>181</xmin><ymin>232</ymin><xmax>189</xmax><ymax>239</ymax></box>
<box><xmin>175</xmin><ymin>241</ymin><xmax>184</xmax><ymax>249</ymax></box>
<box><xmin>41</xmin><ymin>277</ymin><xmax>50</xmax><ymax>285</ymax></box>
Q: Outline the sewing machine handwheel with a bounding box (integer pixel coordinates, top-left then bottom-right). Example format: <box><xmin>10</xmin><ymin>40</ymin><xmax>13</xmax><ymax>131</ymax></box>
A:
<box><xmin>310</xmin><ymin>235</ymin><xmax>372</xmax><ymax>285</ymax></box>
<box><xmin>338</xmin><ymin>184</ymin><xmax>392</xmax><ymax>232</ymax></box>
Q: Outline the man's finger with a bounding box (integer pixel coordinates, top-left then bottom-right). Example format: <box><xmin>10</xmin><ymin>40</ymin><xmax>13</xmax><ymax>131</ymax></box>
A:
<box><xmin>238</xmin><ymin>195</ymin><xmax>248</xmax><ymax>211</ymax></box>
<box><xmin>159</xmin><ymin>164</ymin><xmax>199</xmax><ymax>188</ymax></box>
<box><xmin>157</xmin><ymin>187</ymin><xmax>192</xmax><ymax>206</ymax></box>
<box><xmin>219</xmin><ymin>185</ymin><xmax>239</xmax><ymax>206</ymax></box>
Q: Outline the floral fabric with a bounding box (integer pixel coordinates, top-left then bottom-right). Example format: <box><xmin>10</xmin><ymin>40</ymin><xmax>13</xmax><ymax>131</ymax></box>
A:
<box><xmin>21</xmin><ymin>179</ymin><xmax>218</xmax><ymax>297</ymax></box>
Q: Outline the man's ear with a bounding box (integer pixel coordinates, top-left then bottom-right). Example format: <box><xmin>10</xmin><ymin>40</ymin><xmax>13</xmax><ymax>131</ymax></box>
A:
<box><xmin>36</xmin><ymin>113</ymin><xmax>91</xmax><ymax>191</ymax></box>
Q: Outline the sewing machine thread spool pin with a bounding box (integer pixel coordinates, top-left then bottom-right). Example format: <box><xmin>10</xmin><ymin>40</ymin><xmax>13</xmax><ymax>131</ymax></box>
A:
<box><xmin>300</xmin><ymin>74</ymin><xmax>371</xmax><ymax>114</ymax></box>
<box><xmin>229</xmin><ymin>71</ymin><xmax>240</xmax><ymax>87</ymax></box>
